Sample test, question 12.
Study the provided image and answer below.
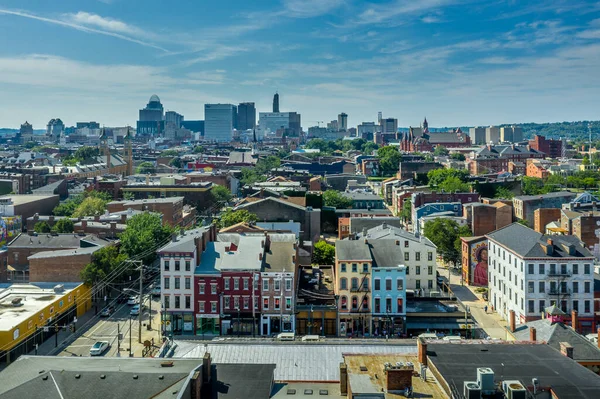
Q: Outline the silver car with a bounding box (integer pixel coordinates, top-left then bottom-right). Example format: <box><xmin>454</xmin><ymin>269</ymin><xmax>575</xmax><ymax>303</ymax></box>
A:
<box><xmin>89</xmin><ymin>341</ymin><xmax>110</xmax><ymax>356</ymax></box>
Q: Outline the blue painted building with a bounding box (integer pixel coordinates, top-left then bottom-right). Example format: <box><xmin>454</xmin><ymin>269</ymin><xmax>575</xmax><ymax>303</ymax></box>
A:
<box><xmin>371</xmin><ymin>265</ymin><xmax>407</xmax><ymax>336</ymax></box>
<box><xmin>412</xmin><ymin>201</ymin><xmax>462</xmax><ymax>224</ymax></box>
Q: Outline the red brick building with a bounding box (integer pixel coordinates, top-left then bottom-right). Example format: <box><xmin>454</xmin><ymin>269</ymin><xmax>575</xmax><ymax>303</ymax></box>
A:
<box><xmin>529</xmin><ymin>134</ymin><xmax>563</xmax><ymax>159</ymax></box>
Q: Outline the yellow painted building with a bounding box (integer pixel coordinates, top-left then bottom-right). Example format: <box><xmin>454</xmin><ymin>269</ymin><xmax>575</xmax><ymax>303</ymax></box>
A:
<box><xmin>0</xmin><ymin>282</ymin><xmax>92</xmax><ymax>364</ymax></box>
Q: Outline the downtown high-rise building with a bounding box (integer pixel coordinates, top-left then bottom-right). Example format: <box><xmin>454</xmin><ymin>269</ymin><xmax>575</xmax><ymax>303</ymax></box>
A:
<box><xmin>338</xmin><ymin>112</ymin><xmax>348</xmax><ymax>131</ymax></box>
<box><xmin>137</xmin><ymin>94</ymin><xmax>164</xmax><ymax>136</ymax></box>
<box><xmin>204</xmin><ymin>104</ymin><xmax>236</xmax><ymax>142</ymax></box>
<box><xmin>273</xmin><ymin>92</ymin><xmax>280</xmax><ymax>113</ymax></box>
<box><xmin>469</xmin><ymin>126</ymin><xmax>487</xmax><ymax>145</ymax></box>
<box><xmin>236</xmin><ymin>102</ymin><xmax>256</xmax><ymax>131</ymax></box>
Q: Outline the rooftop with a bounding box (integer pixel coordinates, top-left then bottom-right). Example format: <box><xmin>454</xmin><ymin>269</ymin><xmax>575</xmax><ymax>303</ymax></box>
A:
<box><xmin>108</xmin><ymin>196</ymin><xmax>184</xmax><ymax>206</ymax></box>
<box><xmin>0</xmin><ymin>283</ymin><xmax>83</xmax><ymax>331</ymax></box>
<box><xmin>513</xmin><ymin>191</ymin><xmax>576</xmax><ymax>201</ymax></box>
<box><xmin>0</xmin><ymin>194</ymin><xmax>58</xmax><ymax>206</ymax></box>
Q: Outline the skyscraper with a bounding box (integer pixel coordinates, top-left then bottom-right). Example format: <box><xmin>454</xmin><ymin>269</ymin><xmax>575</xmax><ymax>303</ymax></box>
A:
<box><xmin>273</xmin><ymin>92</ymin><xmax>280</xmax><ymax>113</ymax></box>
<box><xmin>204</xmin><ymin>104</ymin><xmax>235</xmax><ymax>142</ymax></box>
<box><xmin>137</xmin><ymin>94</ymin><xmax>164</xmax><ymax>136</ymax></box>
<box><xmin>338</xmin><ymin>113</ymin><xmax>348</xmax><ymax>131</ymax></box>
<box><xmin>237</xmin><ymin>102</ymin><xmax>256</xmax><ymax>131</ymax></box>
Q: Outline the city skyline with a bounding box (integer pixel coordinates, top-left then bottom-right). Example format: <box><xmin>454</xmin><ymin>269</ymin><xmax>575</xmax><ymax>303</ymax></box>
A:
<box><xmin>0</xmin><ymin>0</ymin><xmax>599</xmax><ymax>128</ymax></box>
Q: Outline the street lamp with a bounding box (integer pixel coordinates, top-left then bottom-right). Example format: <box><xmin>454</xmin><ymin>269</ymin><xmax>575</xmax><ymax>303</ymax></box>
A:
<box><xmin>334</xmin><ymin>295</ymin><xmax>340</xmax><ymax>337</ymax></box>
<box><xmin>235</xmin><ymin>307</ymin><xmax>241</xmax><ymax>337</ymax></box>
<box><xmin>309</xmin><ymin>304</ymin><xmax>314</xmax><ymax>335</ymax></box>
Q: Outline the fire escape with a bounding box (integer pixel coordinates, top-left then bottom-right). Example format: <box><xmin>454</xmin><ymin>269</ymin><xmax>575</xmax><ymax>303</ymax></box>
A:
<box><xmin>548</xmin><ymin>263</ymin><xmax>571</xmax><ymax>312</ymax></box>
<box><xmin>351</xmin><ymin>268</ymin><xmax>371</xmax><ymax>335</ymax></box>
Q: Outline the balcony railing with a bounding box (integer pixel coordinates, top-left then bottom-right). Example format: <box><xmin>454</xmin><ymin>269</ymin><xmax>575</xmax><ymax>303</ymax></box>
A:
<box><xmin>548</xmin><ymin>270</ymin><xmax>571</xmax><ymax>277</ymax></box>
<box><xmin>548</xmin><ymin>289</ymin><xmax>571</xmax><ymax>296</ymax></box>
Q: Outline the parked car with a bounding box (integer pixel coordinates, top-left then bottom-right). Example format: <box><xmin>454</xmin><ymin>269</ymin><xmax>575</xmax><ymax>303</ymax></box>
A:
<box><xmin>127</xmin><ymin>296</ymin><xmax>138</xmax><ymax>306</ymax></box>
<box><xmin>99</xmin><ymin>306</ymin><xmax>115</xmax><ymax>317</ymax></box>
<box><xmin>130</xmin><ymin>304</ymin><xmax>145</xmax><ymax>316</ymax></box>
<box><xmin>151</xmin><ymin>286</ymin><xmax>161</xmax><ymax>297</ymax></box>
<box><xmin>89</xmin><ymin>341</ymin><xmax>110</xmax><ymax>356</ymax></box>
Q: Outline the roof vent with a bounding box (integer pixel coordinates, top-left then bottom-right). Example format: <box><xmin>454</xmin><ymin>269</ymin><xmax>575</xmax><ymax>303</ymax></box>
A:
<box><xmin>319</xmin><ymin>390</ymin><xmax>329</xmax><ymax>395</ymax></box>
<box><xmin>100</xmin><ymin>375</ymin><xmax>106</xmax><ymax>379</ymax></box>
<box><xmin>75</xmin><ymin>374</ymin><xmax>81</xmax><ymax>379</ymax></box>
<box><xmin>303</xmin><ymin>389</ymin><xmax>313</xmax><ymax>395</ymax></box>
<box><xmin>158</xmin><ymin>375</ymin><xmax>164</xmax><ymax>380</ymax></box>
<box><xmin>133</xmin><ymin>375</ymin><xmax>138</xmax><ymax>379</ymax></box>
<box><xmin>42</xmin><ymin>375</ymin><xmax>48</xmax><ymax>381</ymax></box>
<box><xmin>287</xmin><ymin>389</ymin><xmax>296</xmax><ymax>395</ymax></box>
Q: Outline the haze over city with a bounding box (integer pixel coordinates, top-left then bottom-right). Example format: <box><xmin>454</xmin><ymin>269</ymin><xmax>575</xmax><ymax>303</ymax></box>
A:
<box><xmin>0</xmin><ymin>0</ymin><xmax>599</xmax><ymax>128</ymax></box>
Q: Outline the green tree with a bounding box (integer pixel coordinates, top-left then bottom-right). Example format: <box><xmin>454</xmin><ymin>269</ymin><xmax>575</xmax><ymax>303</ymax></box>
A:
<box><xmin>362</xmin><ymin>142</ymin><xmax>379</xmax><ymax>155</ymax></box>
<box><xmin>217</xmin><ymin>209</ymin><xmax>258</xmax><ymax>228</ymax></box>
<box><xmin>73</xmin><ymin>146</ymin><xmax>100</xmax><ymax>162</ymax></box>
<box><xmin>434</xmin><ymin>146</ymin><xmax>449</xmax><ymax>156</ymax></box>
<box><xmin>400</xmin><ymin>200</ymin><xmax>412</xmax><ymax>223</ymax></box>
<box><xmin>312</xmin><ymin>240</ymin><xmax>335</xmax><ymax>265</ymax></box>
<box><xmin>72</xmin><ymin>197</ymin><xmax>108</xmax><ymax>218</ymax></box>
<box><xmin>450</xmin><ymin>153</ymin><xmax>466</xmax><ymax>161</ymax></box>
<box><xmin>240</xmin><ymin>168</ymin><xmax>266</xmax><ymax>186</ymax></box>
<box><xmin>160</xmin><ymin>149</ymin><xmax>178</xmax><ymax>157</ymax></box>
<box><xmin>34</xmin><ymin>221</ymin><xmax>52</xmax><ymax>233</ymax></box>
<box><xmin>80</xmin><ymin>246</ymin><xmax>127</xmax><ymax>285</ymax></box>
<box><xmin>210</xmin><ymin>185</ymin><xmax>233</xmax><ymax>204</ymax></box>
<box><xmin>169</xmin><ymin>157</ymin><xmax>182</xmax><ymax>169</ymax></box>
<box><xmin>377</xmin><ymin>146</ymin><xmax>402</xmax><ymax>176</ymax></box>
<box><xmin>24</xmin><ymin>141</ymin><xmax>37</xmax><ymax>149</ymax></box>
<box><xmin>517</xmin><ymin>219</ymin><xmax>529</xmax><ymax>227</ymax></box>
<box><xmin>53</xmin><ymin>218</ymin><xmax>74</xmax><ymax>233</ymax></box>
<box><xmin>494</xmin><ymin>187</ymin><xmax>515</xmax><ymax>199</ymax></box>
<box><xmin>306</xmin><ymin>138</ymin><xmax>330</xmax><ymax>153</ymax></box>
<box><xmin>193</xmin><ymin>146</ymin><xmax>205</xmax><ymax>154</ymax></box>
<box><xmin>136</xmin><ymin>161</ymin><xmax>155</xmax><ymax>174</ymax></box>
<box><xmin>521</xmin><ymin>176</ymin><xmax>544</xmax><ymax>195</ymax></box>
<box><xmin>255</xmin><ymin>155</ymin><xmax>281</xmax><ymax>175</ymax></box>
<box><xmin>438</xmin><ymin>176</ymin><xmax>470</xmax><ymax>193</ymax></box>
<box><xmin>119</xmin><ymin>213</ymin><xmax>173</xmax><ymax>264</ymax></box>
<box><xmin>423</xmin><ymin>219</ymin><xmax>472</xmax><ymax>266</ymax></box>
<box><xmin>322</xmin><ymin>190</ymin><xmax>353</xmax><ymax>209</ymax></box>
<box><xmin>427</xmin><ymin>168</ymin><xmax>470</xmax><ymax>187</ymax></box>
<box><xmin>123</xmin><ymin>191</ymin><xmax>135</xmax><ymax>200</ymax></box>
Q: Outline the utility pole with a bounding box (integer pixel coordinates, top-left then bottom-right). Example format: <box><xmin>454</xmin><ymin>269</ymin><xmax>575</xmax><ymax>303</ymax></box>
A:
<box><xmin>148</xmin><ymin>286</ymin><xmax>152</xmax><ymax>331</ymax></box>
<box><xmin>129</xmin><ymin>316</ymin><xmax>133</xmax><ymax>357</ymax></box>
<box><xmin>139</xmin><ymin>262</ymin><xmax>143</xmax><ymax>343</ymax></box>
<box><xmin>117</xmin><ymin>323</ymin><xmax>121</xmax><ymax>357</ymax></box>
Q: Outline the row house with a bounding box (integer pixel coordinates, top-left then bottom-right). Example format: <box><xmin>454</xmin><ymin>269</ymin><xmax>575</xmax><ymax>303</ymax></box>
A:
<box><xmin>158</xmin><ymin>225</ymin><xmax>215</xmax><ymax>336</ymax></box>
<box><xmin>486</xmin><ymin>223</ymin><xmax>596</xmax><ymax>332</ymax></box>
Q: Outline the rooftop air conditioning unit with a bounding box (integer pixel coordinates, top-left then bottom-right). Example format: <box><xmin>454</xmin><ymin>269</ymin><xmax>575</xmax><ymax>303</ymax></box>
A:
<box><xmin>477</xmin><ymin>368</ymin><xmax>495</xmax><ymax>394</ymax></box>
<box><xmin>53</xmin><ymin>284</ymin><xmax>65</xmax><ymax>293</ymax></box>
<box><xmin>503</xmin><ymin>380</ymin><xmax>526</xmax><ymax>399</ymax></box>
<box><xmin>464</xmin><ymin>382</ymin><xmax>481</xmax><ymax>399</ymax></box>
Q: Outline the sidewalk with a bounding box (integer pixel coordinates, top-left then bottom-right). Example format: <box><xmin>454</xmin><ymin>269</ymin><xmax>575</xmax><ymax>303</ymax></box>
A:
<box><xmin>444</xmin><ymin>266</ymin><xmax>509</xmax><ymax>340</ymax></box>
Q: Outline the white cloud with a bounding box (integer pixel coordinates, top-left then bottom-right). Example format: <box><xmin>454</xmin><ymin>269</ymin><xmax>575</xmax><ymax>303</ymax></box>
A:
<box><xmin>65</xmin><ymin>11</ymin><xmax>141</xmax><ymax>35</ymax></box>
<box><xmin>282</xmin><ymin>0</ymin><xmax>345</xmax><ymax>18</ymax></box>
<box><xmin>356</xmin><ymin>0</ymin><xmax>460</xmax><ymax>25</ymax></box>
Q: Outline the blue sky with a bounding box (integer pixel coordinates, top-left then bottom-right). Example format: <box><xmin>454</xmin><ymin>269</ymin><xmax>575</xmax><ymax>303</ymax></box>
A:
<box><xmin>0</xmin><ymin>0</ymin><xmax>599</xmax><ymax>129</ymax></box>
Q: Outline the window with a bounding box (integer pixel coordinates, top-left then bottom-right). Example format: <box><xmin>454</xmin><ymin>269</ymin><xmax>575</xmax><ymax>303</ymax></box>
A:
<box><xmin>416</xmin><ymin>266</ymin><xmax>421</xmax><ymax>275</ymax></box>
<box><xmin>550</xmin><ymin>281</ymin><xmax>556</xmax><ymax>293</ymax></box>
<box><xmin>361</xmin><ymin>278</ymin><xmax>369</xmax><ymax>291</ymax></box>
<box><xmin>539</xmin><ymin>300</ymin><xmax>545</xmax><ymax>312</ymax></box>
<box><xmin>341</xmin><ymin>263</ymin><xmax>347</xmax><ymax>272</ymax></box>
<box><xmin>528</xmin><ymin>264</ymin><xmax>534</xmax><ymax>274</ymax></box>
<box><xmin>528</xmin><ymin>282</ymin><xmax>534</xmax><ymax>294</ymax></box>
<box><xmin>175</xmin><ymin>296</ymin><xmax>180</xmax><ymax>309</ymax></box>
<box><xmin>341</xmin><ymin>296</ymin><xmax>347</xmax><ymax>310</ymax></box>
<box><xmin>584</xmin><ymin>264</ymin><xmax>591</xmax><ymax>275</ymax></box>
<box><xmin>560</xmin><ymin>264</ymin><xmax>567</xmax><ymax>275</ymax></box>
<box><xmin>243</xmin><ymin>278</ymin><xmax>249</xmax><ymax>290</ymax></box>
<box><xmin>585</xmin><ymin>300</ymin><xmax>591</xmax><ymax>313</ymax></box>
<box><xmin>164</xmin><ymin>277</ymin><xmax>170</xmax><ymax>290</ymax></box>
<box><xmin>406</xmin><ymin>267</ymin><xmax>409</xmax><ymax>275</ymax></box>
<box><xmin>185</xmin><ymin>296</ymin><xmax>191</xmax><ymax>309</ymax></box>
<box><xmin>224</xmin><ymin>297</ymin><xmax>230</xmax><ymax>309</ymax></box>
<box><xmin>386</xmin><ymin>297</ymin><xmax>392</xmax><ymax>313</ymax></box>
<box><xmin>199</xmin><ymin>283</ymin><xmax>205</xmax><ymax>294</ymax></box>
<box><xmin>573</xmin><ymin>264</ymin><xmax>579</xmax><ymax>275</ymax></box>
<box><xmin>243</xmin><ymin>298</ymin><xmax>249</xmax><ymax>309</ymax></box>
<box><xmin>415</xmin><ymin>252</ymin><xmax>421</xmax><ymax>261</ymax></box>
<box><xmin>224</xmin><ymin>279</ymin><xmax>230</xmax><ymax>290</ymax></box>
<box><xmin>539</xmin><ymin>264</ymin><xmax>545</xmax><ymax>274</ymax></box>
<box><xmin>539</xmin><ymin>281</ymin><xmax>545</xmax><ymax>293</ymax></box>
<box><xmin>404</xmin><ymin>252</ymin><xmax>410</xmax><ymax>261</ymax></box>
<box><xmin>199</xmin><ymin>301</ymin><xmax>204</xmax><ymax>313</ymax></box>
<box><xmin>352</xmin><ymin>263</ymin><xmax>358</xmax><ymax>273</ymax></box>
<box><xmin>175</xmin><ymin>261</ymin><xmax>180</xmax><ymax>271</ymax></box>
<box><xmin>351</xmin><ymin>296</ymin><xmax>358</xmax><ymax>310</ymax></box>
<box><xmin>428</xmin><ymin>280</ymin><xmax>433</xmax><ymax>289</ymax></box>
<box><xmin>234</xmin><ymin>278</ymin><xmax>239</xmax><ymax>290</ymax></box>
<box><xmin>263</xmin><ymin>279</ymin><xmax>269</xmax><ymax>291</ymax></box>
<box><xmin>397</xmin><ymin>279</ymin><xmax>404</xmax><ymax>291</ymax></box>
<box><xmin>263</xmin><ymin>298</ymin><xmax>269</xmax><ymax>310</ymax></box>
<box><xmin>286</xmin><ymin>297</ymin><xmax>292</xmax><ymax>310</ymax></box>
<box><xmin>185</xmin><ymin>277</ymin><xmax>191</xmax><ymax>290</ymax></box>
<box><xmin>572</xmin><ymin>282</ymin><xmax>578</xmax><ymax>293</ymax></box>
<box><xmin>428</xmin><ymin>266</ymin><xmax>433</xmax><ymax>275</ymax></box>
<box><xmin>340</xmin><ymin>278</ymin><xmax>348</xmax><ymax>290</ymax></box>
<box><xmin>185</xmin><ymin>261</ymin><xmax>191</xmax><ymax>271</ymax></box>
<box><xmin>404</xmin><ymin>240</ymin><xmax>409</xmax><ymax>248</ymax></box>
<box><xmin>375</xmin><ymin>279</ymin><xmax>381</xmax><ymax>290</ymax></box>
<box><xmin>174</xmin><ymin>277</ymin><xmax>180</xmax><ymax>289</ymax></box>
<box><xmin>274</xmin><ymin>279</ymin><xmax>281</xmax><ymax>291</ymax></box>
<box><xmin>528</xmin><ymin>300</ymin><xmax>535</xmax><ymax>313</ymax></box>
<box><xmin>397</xmin><ymin>297</ymin><xmax>403</xmax><ymax>313</ymax></box>
<box><xmin>550</xmin><ymin>264</ymin><xmax>556</xmax><ymax>274</ymax></box>
<box><xmin>164</xmin><ymin>260</ymin><xmax>170</xmax><ymax>271</ymax></box>
<box><xmin>234</xmin><ymin>297</ymin><xmax>240</xmax><ymax>309</ymax></box>
<box><xmin>211</xmin><ymin>284</ymin><xmax>217</xmax><ymax>294</ymax></box>
<box><xmin>585</xmin><ymin>281</ymin><xmax>591</xmax><ymax>294</ymax></box>
<box><xmin>385</xmin><ymin>278</ymin><xmax>392</xmax><ymax>291</ymax></box>
<box><xmin>211</xmin><ymin>302</ymin><xmax>217</xmax><ymax>313</ymax></box>
<box><xmin>362</xmin><ymin>263</ymin><xmax>369</xmax><ymax>273</ymax></box>
<box><xmin>374</xmin><ymin>298</ymin><xmax>381</xmax><ymax>313</ymax></box>
<box><xmin>415</xmin><ymin>280</ymin><xmax>421</xmax><ymax>289</ymax></box>
<box><xmin>428</xmin><ymin>252</ymin><xmax>433</xmax><ymax>261</ymax></box>
<box><xmin>285</xmin><ymin>279</ymin><xmax>292</xmax><ymax>291</ymax></box>
<box><xmin>572</xmin><ymin>300</ymin><xmax>578</xmax><ymax>313</ymax></box>
<box><xmin>351</xmin><ymin>278</ymin><xmax>358</xmax><ymax>290</ymax></box>
<box><xmin>164</xmin><ymin>296</ymin><xmax>170</xmax><ymax>309</ymax></box>
<box><xmin>274</xmin><ymin>298</ymin><xmax>280</xmax><ymax>310</ymax></box>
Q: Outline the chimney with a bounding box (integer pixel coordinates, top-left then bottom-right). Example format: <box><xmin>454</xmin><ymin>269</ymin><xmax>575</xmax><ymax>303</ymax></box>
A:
<box><xmin>259</xmin><ymin>253</ymin><xmax>263</xmax><ymax>261</ymax></box>
<box><xmin>81</xmin><ymin>220</ymin><xmax>87</xmax><ymax>228</ymax></box>
<box><xmin>121</xmin><ymin>214</ymin><xmax>127</xmax><ymax>224</ymax></box>
<box><xmin>385</xmin><ymin>363</ymin><xmax>414</xmax><ymax>393</ymax></box>
<box><xmin>339</xmin><ymin>363</ymin><xmax>348</xmax><ymax>395</ymax></box>
<box><xmin>190</xmin><ymin>370</ymin><xmax>202</xmax><ymax>399</ymax></box>
<box><xmin>202</xmin><ymin>352</ymin><xmax>212</xmax><ymax>383</ymax></box>
<box><xmin>559</xmin><ymin>342</ymin><xmax>574</xmax><ymax>359</ymax></box>
<box><xmin>571</xmin><ymin>310</ymin><xmax>578</xmax><ymax>333</ymax></box>
<box><xmin>509</xmin><ymin>309</ymin><xmax>516</xmax><ymax>332</ymax></box>
<box><xmin>94</xmin><ymin>215</ymin><xmax>100</xmax><ymax>222</ymax></box>
<box><xmin>547</xmin><ymin>238</ymin><xmax>553</xmax><ymax>246</ymax></box>
<box><xmin>529</xmin><ymin>327</ymin><xmax>537</xmax><ymax>342</ymax></box>
<box><xmin>417</xmin><ymin>338</ymin><xmax>428</xmax><ymax>367</ymax></box>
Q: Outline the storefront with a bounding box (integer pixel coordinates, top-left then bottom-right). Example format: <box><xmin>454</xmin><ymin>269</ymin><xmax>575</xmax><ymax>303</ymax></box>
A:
<box><xmin>261</xmin><ymin>314</ymin><xmax>295</xmax><ymax>336</ymax></box>
<box><xmin>339</xmin><ymin>314</ymin><xmax>372</xmax><ymax>337</ymax></box>
<box><xmin>371</xmin><ymin>315</ymin><xmax>405</xmax><ymax>337</ymax></box>
<box><xmin>296</xmin><ymin>307</ymin><xmax>338</xmax><ymax>336</ymax></box>
<box><xmin>196</xmin><ymin>314</ymin><xmax>220</xmax><ymax>336</ymax></box>
<box><xmin>222</xmin><ymin>313</ymin><xmax>258</xmax><ymax>336</ymax></box>
<box><xmin>163</xmin><ymin>312</ymin><xmax>195</xmax><ymax>335</ymax></box>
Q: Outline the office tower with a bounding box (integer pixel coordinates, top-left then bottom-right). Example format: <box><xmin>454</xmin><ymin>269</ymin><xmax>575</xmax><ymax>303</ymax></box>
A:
<box><xmin>327</xmin><ymin>120</ymin><xmax>339</xmax><ymax>131</ymax></box>
<box><xmin>273</xmin><ymin>92</ymin><xmax>280</xmax><ymax>113</ymax></box>
<box><xmin>512</xmin><ymin>125</ymin><xmax>523</xmax><ymax>142</ymax></box>
<box><xmin>258</xmin><ymin>112</ymin><xmax>301</xmax><ymax>136</ymax></box>
<box><xmin>469</xmin><ymin>127</ymin><xmax>487</xmax><ymax>145</ymax></box>
<box><xmin>381</xmin><ymin>118</ymin><xmax>398</xmax><ymax>134</ymax></box>
<box><xmin>377</xmin><ymin>112</ymin><xmax>382</xmax><ymax>124</ymax></box>
<box><xmin>500</xmin><ymin>127</ymin><xmax>514</xmax><ymax>143</ymax></box>
<box><xmin>137</xmin><ymin>94</ymin><xmax>164</xmax><ymax>136</ymax></box>
<box><xmin>237</xmin><ymin>102</ymin><xmax>256</xmax><ymax>131</ymax></box>
<box><xmin>46</xmin><ymin>118</ymin><xmax>65</xmax><ymax>141</ymax></box>
<box><xmin>165</xmin><ymin>111</ymin><xmax>184</xmax><ymax>128</ymax></box>
<box><xmin>204</xmin><ymin>104</ymin><xmax>235</xmax><ymax>142</ymax></box>
<box><xmin>485</xmin><ymin>126</ymin><xmax>500</xmax><ymax>144</ymax></box>
<box><xmin>338</xmin><ymin>113</ymin><xmax>348</xmax><ymax>131</ymax></box>
<box><xmin>76</xmin><ymin>122</ymin><xmax>100</xmax><ymax>129</ymax></box>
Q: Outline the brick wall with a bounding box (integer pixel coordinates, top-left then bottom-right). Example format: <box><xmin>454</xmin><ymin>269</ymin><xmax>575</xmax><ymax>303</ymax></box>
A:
<box><xmin>533</xmin><ymin>208</ymin><xmax>561</xmax><ymax>233</ymax></box>
<box><xmin>29</xmin><ymin>252</ymin><xmax>94</xmax><ymax>282</ymax></box>
<box><xmin>386</xmin><ymin>367</ymin><xmax>413</xmax><ymax>391</ymax></box>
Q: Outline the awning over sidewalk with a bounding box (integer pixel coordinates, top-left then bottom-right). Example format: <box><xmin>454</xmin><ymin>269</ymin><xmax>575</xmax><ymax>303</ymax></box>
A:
<box><xmin>407</xmin><ymin>318</ymin><xmax>474</xmax><ymax>330</ymax></box>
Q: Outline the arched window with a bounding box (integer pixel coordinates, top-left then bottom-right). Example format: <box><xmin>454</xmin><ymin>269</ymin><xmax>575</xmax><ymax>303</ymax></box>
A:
<box><xmin>362</xmin><ymin>295</ymin><xmax>369</xmax><ymax>311</ymax></box>
<box><xmin>341</xmin><ymin>296</ymin><xmax>348</xmax><ymax>310</ymax></box>
<box><xmin>351</xmin><ymin>296</ymin><xmax>358</xmax><ymax>310</ymax></box>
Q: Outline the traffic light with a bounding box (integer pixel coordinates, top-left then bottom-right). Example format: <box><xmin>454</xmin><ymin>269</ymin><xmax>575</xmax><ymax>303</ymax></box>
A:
<box><xmin>54</xmin><ymin>324</ymin><xmax>59</xmax><ymax>332</ymax></box>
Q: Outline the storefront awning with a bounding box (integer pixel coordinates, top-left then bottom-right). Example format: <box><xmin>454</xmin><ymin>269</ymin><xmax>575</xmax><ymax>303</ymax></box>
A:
<box><xmin>407</xmin><ymin>319</ymin><xmax>474</xmax><ymax>330</ymax></box>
